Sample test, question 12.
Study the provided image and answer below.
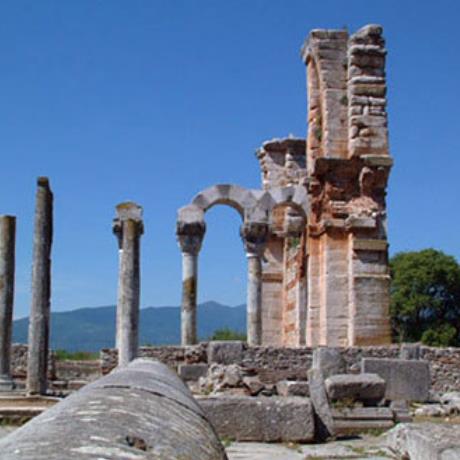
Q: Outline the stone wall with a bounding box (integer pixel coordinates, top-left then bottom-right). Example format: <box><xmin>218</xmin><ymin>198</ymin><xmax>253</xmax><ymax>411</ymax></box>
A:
<box><xmin>100</xmin><ymin>343</ymin><xmax>460</xmax><ymax>392</ymax></box>
<box><xmin>11</xmin><ymin>344</ymin><xmax>56</xmax><ymax>380</ymax></box>
<box><xmin>100</xmin><ymin>345</ymin><xmax>185</xmax><ymax>375</ymax></box>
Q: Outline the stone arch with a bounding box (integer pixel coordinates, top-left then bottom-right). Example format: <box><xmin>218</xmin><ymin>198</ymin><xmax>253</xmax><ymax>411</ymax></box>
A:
<box><xmin>252</xmin><ymin>186</ymin><xmax>309</xmax><ymax>226</ymax></box>
<box><xmin>191</xmin><ymin>184</ymin><xmax>258</xmax><ymax>218</ymax></box>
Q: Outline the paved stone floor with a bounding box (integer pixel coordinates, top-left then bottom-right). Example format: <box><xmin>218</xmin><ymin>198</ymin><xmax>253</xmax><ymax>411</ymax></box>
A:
<box><xmin>226</xmin><ymin>436</ymin><xmax>396</xmax><ymax>460</ymax></box>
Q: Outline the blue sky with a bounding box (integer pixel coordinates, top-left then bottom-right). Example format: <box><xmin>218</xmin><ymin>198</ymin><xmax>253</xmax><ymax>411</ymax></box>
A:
<box><xmin>0</xmin><ymin>0</ymin><xmax>459</xmax><ymax>317</ymax></box>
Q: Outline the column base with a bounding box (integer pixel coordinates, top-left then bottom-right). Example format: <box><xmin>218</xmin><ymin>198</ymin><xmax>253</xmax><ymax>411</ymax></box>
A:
<box><xmin>0</xmin><ymin>375</ymin><xmax>15</xmax><ymax>392</ymax></box>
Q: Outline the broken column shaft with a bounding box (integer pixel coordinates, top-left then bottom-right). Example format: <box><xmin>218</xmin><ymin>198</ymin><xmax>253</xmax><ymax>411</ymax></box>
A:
<box><xmin>0</xmin><ymin>216</ymin><xmax>16</xmax><ymax>391</ymax></box>
<box><xmin>113</xmin><ymin>202</ymin><xmax>144</xmax><ymax>367</ymax></box>
<box><xmin>27</xmin><ymin>177</ymin><xmax>53</xmax><ymax>395</ymax></box>
<box><xmin>241</xmin><ymin>221</ymin><xmax>269</xmax><ymax>346</ymax></box>
<box><xmin>177</xmin><ymin>220</ymin><xmax>205</xmax><ymax>345</ymax></box>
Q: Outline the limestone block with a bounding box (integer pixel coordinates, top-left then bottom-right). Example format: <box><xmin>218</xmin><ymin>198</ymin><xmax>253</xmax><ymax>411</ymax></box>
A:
<box><xmin>362</xmin><ymin>358</ymin><xmax>430</xmax><ymax>402</ymax></box>
<box><xmin>399</xmin><ymin>343</ymin><xmax>421</xmax><ymax>360</ymax></box>
<box><xmin>312</xmin><ymin>347</ymin><xmax>346</xmax><ymax>379</ymax></box>
<box><xmin>178</xmin><ymin>363</ymin><xmax>208</xmax><ymax>382</ymax></box>
<box><xmin>199</xmin><ymin>396</ymin><xmax>314</xmax><ymax>442</ymax></box>
<box><xmin>325</xmin><ymin>373</ymin><xmax>385</xmax><ymax>405</ymax></box>
<box><xmin>207</xmin><ymin>341</ymin><xmax>244</xmax><ymax>365</ymax></box>
<box><xmin>242</xmin><ymin>376</ymin><xmax>264</xmax><ymax>396</ymax></box>
<box><xmin>308</xmin><ymin>368</ymin><xmax>335</xmax><ymax>439</ymax></box>
<box><xmin>331</xmin><ymin>406</ymin><xmax>393</xmax><ymax>420</ymax></box>
<box><xmin>386</xmin><ymin>423</ymin><xmax>460</xmax><ymax>460</ymax></box>
<box><xmin>277</xmin><ymin>380</ymin><xmax>309</xmax><ymax>397</ymax></box>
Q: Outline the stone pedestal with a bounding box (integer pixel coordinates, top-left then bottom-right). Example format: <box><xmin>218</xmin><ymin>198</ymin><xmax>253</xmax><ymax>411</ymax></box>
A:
<box><xmin>113</xmin><ymin>202</ymin><xmax>143</xmax><ymax>368</ymax></box>
<box><xmin>27</xmin><ymin>177</ymin><xmax>53</xmax><ymax>395</ymax></box>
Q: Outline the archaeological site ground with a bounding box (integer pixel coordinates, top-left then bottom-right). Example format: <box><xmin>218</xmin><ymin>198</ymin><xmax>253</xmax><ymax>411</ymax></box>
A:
<box><xmin>0</xmin><ymin>23</ymin><xmax>459</xmax><ymax>460</ymax></box>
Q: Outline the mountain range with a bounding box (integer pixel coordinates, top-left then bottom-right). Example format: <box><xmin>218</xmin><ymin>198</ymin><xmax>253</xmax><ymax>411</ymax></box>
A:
<box><xmin>12</xmin><ymin>301</ymin><xmax>246</xmax><ymax>352</ymax></box>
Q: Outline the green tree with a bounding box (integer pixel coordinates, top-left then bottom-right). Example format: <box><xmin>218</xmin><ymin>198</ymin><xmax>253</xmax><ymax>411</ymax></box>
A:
<box><xmin>209</xmin><ymin>328</ymin><xmax>246</xmax><ymax>341</ymax></box>
<box><xmin>390</xmin><ymin>249</ymin><xmax>460</xmax><ymax>346</ymax></box>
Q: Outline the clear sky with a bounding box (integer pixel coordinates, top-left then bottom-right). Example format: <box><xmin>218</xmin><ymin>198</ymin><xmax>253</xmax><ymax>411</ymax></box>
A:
<box><xmin>1</xmin><ymin>0</ymin><xmax>459</xmax><ymax>318</ymax></box>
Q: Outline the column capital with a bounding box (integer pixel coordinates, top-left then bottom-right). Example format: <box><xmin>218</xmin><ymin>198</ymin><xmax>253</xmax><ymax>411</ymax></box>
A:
<box><xmin>113</xmin><ymin>202</ymin><xmax>144</xmax><ymax>248</ymax></box>
<box><xmin>282</xmin><ymin>208</ymin><xmax>305</xmax><ymax>238</ymax></box>
<box><xmin>176</xmin><ymin>220</ymin><xmax>206</xmax><ymax>256</ymax></box>
<box><xmin>240</xmin><ymin>221</ymin><xmax>269</xmax><ymax>257</ymax></box>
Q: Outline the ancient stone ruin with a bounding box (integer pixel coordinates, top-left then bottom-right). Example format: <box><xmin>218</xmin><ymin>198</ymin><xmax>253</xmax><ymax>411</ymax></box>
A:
<box><xmin>177</xmin><ymin>24</ymin><xmax>392</xmax><ymax>348</ymax></box>
<box><xmin>0</xmin><ymin>24</ymin><xmax>459</xmax><ymax>460</ymax></box>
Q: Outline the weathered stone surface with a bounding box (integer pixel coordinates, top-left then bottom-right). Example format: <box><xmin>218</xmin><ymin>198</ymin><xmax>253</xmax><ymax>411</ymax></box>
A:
<box><xmin>178</xmin><ymin>363</ymin><xmax>208</xmax><ymax>381</ymax></box>
<box><xmin>332</xmin><ymin>406</ymin><xmax>393</xmax><ymax>420</ymax></box>
<box><xmin>312</xmin><ymin>347</ymin><xmax>346</xmax><ymax>379</ymax></box>
<box><xmin>199</xmin><ymin>396</ymin><xmax>314</xmax><ymax>442</ymax></box>
<box><xmin>208</xmin><ymin>341</ymin><xmax>244</xmax><ymax>365</ymax></box>
<box><xmin>307</xmin><ymin>368</ymin><xmax>335</xmax><ymax>438</ymax></box>
<box><xmin>325</xmin><ymin>373</ymin><xmax>385</xmax><ymax>404</ymax></box>
<box><xmin>276</xmin><ymin>380</ymin><xmax>309</xmax><ymax>397</ymax></box>
<box><xmin>198</xmin><ymin>363</ymin><xmax>247</xmax><ymax>395</ymax></box>
<box><xmin>0</xmin><ymin>216</ymin><xmax>15</xmax><ymax>391</ymax></box>
<box><xmin>386</xmin><ymin>423</ymin><xmax>460</xmax><ymax>460</ymax></box>
<box><xmin>334</xmin><ymin>419</ymin><xmax>394</xmax><ymax>435</ymax></box>
<box><xmin>243</xmin><ymin>376</ymin><xmax>264</xmax><ymax>396</ymax></box>
<box><xmin>399</xmin><ymin>343</ymin><xmax>420</xmax><ymax>360</ymax></box>
<box><xmin>101</xmin><ymin>344</ymin><xmax>460</xmax><ymax>395</ymax></box>
<box><xmin>389</xmin><ymin>400</ymin><xmax>412</xmax><ymax>423</ymax></box>
<box><xmin>0</xmin><ymin>358</ymin><xmax>227</xmax><ymax>459</ymax></box>
<box><xmin>113</xmin><ymin>202</ymin><xmax>144</xmax><ymax>367</ymax></box>
<box><xmin>27</xmin><ymin>177</ymin><xmax>53</xmax><ymax>396</ymax></box>
<box><xmin>176</xmin><ymin>25</ymin><xmax>392</xmax><ymax>349</ymax></box>
<box><xmin>362</xmin><ymin>358</ymin><xmax>430</xmax><ymax>402</ymax></box>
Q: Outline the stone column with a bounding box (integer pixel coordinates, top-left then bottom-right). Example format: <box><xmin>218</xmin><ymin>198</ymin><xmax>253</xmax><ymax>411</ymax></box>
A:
<box><xmin>240</xmin><ymin>221</ymin><xmax>269</xmax><ymax>346</ymax></box>
<box><xmin>176</xmin><ymin>221</ymin><xmax>205</xmax><ymax>345</ymax></box>
<box><xmin>27</xmin><ymin>177</ymin><xmax>53</xmax><ymax>395</ymax></box>
<box><xmin>0</xmin><ymin>216</ymin><xmax>16</xmax><ymax>391</ymax></box>
<box><xmin>113</xmin><ymin>202</ymin><xmax>144</xmax><ymax>368</ymax></box>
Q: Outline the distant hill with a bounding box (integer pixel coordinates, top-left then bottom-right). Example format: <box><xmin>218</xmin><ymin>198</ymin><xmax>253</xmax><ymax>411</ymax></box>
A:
<box><xmin>12</xmin><ymin>301</ymin><xmax>246</xmax><ymax>352</ymax></box>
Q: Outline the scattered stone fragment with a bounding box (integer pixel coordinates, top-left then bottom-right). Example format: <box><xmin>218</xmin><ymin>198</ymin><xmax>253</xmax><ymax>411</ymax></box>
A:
<box><xmin>184</xmin><ymin>343</ymin><xmax>207</xmax><ymax>364</ymax></box>
<box><xmin>389</xmin><ymin>400</ymin><xmax>412</xmax><ymax>423</ymax></box>
<box><xmin>362</xmin><ymin>358</ymin><xmax>430</xmax><ymax>402</ymax></box>
<box><xmin>325</xmin><ymin>373</ymin><xmax>385</xmax><ymax>405</ymax></box>
<box><xmin>276</xmin><ymin>380</ymin><xmax>309</xmax><ymax>397</ymax></box>
<box><xmin>386</xmin><ymin>422</ymin><xmax>460</xmax><ymax>459</ymax></box>
<box><xmin>307</xmin><ymin>368</ymin><xmax>335</xmax><ymax>439</ymax></box>
<box><xmin>222</xmin><ymin>364</ymin><xmax>243</xmax><ymax>387</ymax></box>
<box><xmin>399</xmin><ymin>343</ymin><xmax>420</xmax><ymax>360</ymax></box>
<box><xmin>243</xmin><ymin>376</ymin><xmax>264</xmax><ymax>396</ymax></box>
<box><xmin>178</xmin><ymin>363</ymin><xmax>208</xmax><ymax>382</ymax></box>
<box><xmin>207</xmin><ymin>341</ymin><xmax>244</xmax><ymax>365</ymax></box>
<box><xmin>312</xmin><ymin>347</ymin><xmax>346</xmax><ymax>379</ymax></box>
<box><xmin>199</xmin><ymin>396</ymin><xmax>314</xmax><ymax>442</ymax></box>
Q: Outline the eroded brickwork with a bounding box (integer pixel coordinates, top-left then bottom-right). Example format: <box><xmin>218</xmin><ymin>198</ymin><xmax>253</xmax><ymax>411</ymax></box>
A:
<box><xmin>177</xmin><ymin>24</ymin><xmax>392</xmax><ymax>347</ymax></box>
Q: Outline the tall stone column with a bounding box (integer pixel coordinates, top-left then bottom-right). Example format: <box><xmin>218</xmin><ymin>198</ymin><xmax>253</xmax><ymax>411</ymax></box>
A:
<box><xmin>27</xmin><ymin>177</ymin><xmax>53</xmax><ymax>395</ymax></box>
<box><xmin>113</xmin><ymin>202</ymin><xmax>144</xmax><ymax>368</ymax></box>
<box><xmin>241</xmin><ymin>221</ymin><xmax>269</xmax><ymax>346</ymax></box>
<box><xmin>0</xmin><ymin>216</ymin><xmax>16</xmax><ymax>391</ymax></box>
<box><xmin>176</xmin><ymin>221</ymin><xmax>205</xmax><ymax>345</ymax></box>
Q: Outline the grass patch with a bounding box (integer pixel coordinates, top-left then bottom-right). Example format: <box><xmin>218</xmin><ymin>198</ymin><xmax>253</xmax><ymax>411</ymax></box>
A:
<box><xmin>55</xmin><ymin>349</ymin><xmax>99</xmax><ymax>361</ymax></box>
<box><xmin>220</xmin><ymin>436</ymin><xmax>233</xmax><ymax>448</ymax></box>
